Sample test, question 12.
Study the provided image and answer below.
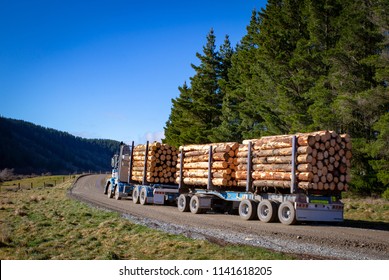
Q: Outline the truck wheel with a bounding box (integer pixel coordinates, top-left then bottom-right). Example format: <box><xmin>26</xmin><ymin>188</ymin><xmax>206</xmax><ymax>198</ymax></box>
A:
<box><xmin>139</xmin><ymin>188</ymin><xmax>148</xmax><ymax>205</ymax></box>
<box><xmin>114</xmin><ymin>186</ymin><xmax>121</xmax><ymax>200</ymax></box>
<box><xmin>258</xmin><ymin>200</ymin><xmax>278</xmax><ymax>223</ymax></box>
<box><xmin>177</xmin><ymin>194</ymin><xmax>190</xmax><ymax>212</ymax></box>
<box><xmin>132</xmin><ymin>187</ymin><xmax>140</xmax><ymax>204</ymax></box>
<box><xmin>189</xmin><ymin>195</ymin><xmax>203</xmax><ymax>214</ymax></box>
<box><xmin>239</xmin><ymin>199</ymin><xmax>257</xmax><ymax>220</ymax></box>
<box><xmin>107</xmin><ymin>183</ymin><xmax>113</xmax><ymax>199</ymax></box>
<box><xmin>278</xmin><ymin>201</ymin><xmax>297</xmax><ymax>225</ymax></box>
<box><xmin>104</xmin><ymin>181</ymin><xmax>109</xmax><ymax>194</ymax></box>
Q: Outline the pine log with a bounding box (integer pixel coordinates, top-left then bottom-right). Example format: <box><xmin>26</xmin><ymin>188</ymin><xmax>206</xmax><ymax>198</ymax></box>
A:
<box><xmin>253</xmin><ymin>136</ymin><xmax>293</xmax><ymax>150</ymax></box>
<box><xmin>175</xmin><ymin>177</ymin><xmax>228</xmax><ymax>186</ymax></box>
<box><xmin>252</xmin><ymin>171</ymin><xmax>313</xmax><ymax>181</ymax></box>
<box><xmin>251</xmin><ymin>154</ymin><xmax>312</xmax><ymax>164</ymax></box>
<box><xmin>184</xmin><ymin>150</ymin><xmax>210</xmax><ymax>157</ymax></box>
<box><xmin>252</xmin><ymin>163</ymin><xmax>292</xmax><ymax>172</ymax></box>
<box><xmin>179</xmin><ymin>152</ymin><xmax>229</xmax><ymax>163</ymax></box>
<box><xmin>183</xmin><ymin>170</ymin><xmax>231</xmax><ymax>179</ymax></box>
<box><xmin>178</xmin><ymin>161</ymin><xmax>229</xmax><ymax>169</ymax></box>
<box><xmin>252</xmin><ymin>180</ymin><xmax>291</xmax><ymax>188</ymax></box>
<box><xmin>298</xmin><ymin>182</ymin><xmax>313</xmax><ymax>189</ymax></box>
<box><xmin>180</xmin><ymin>142</ymin><xmax>239</xmax><ymax>152</ymax></box>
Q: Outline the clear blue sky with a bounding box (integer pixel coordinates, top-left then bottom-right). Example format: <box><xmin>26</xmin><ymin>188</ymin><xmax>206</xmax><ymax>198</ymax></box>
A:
<box><xmin>0</xmin><ymin>0</ymin><xmax>266</xmax><ymax>144</ymax></box>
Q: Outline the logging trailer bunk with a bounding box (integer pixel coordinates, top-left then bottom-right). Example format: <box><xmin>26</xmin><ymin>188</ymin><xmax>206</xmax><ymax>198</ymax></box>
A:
<box><xmin>106</xmin><ymin>138</ymin><xmax>344</xmax><ymax>225</ymax></box>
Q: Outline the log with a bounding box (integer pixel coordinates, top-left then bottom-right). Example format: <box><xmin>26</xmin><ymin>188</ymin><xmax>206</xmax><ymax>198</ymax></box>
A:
<box><xmin>180</xmin><ymin>161</ymin><xmax>229</xmax><ymax>169</ymax></box>
<box><xmin>298</xmin><ymin>182</ymin><xmax>313</xmax><ymax>189</ymax></box>
<box><xmin>175</xmin><ymin>177</ymin><xmax>228</xmax><ymax>186</ymax></box>
<box><xmin>179</xmin><ymin>152</ymin><xmax>229</xmax><ymax>163</ymax></box>
<box><xmin>252</xmin><ymin>156</ymin><xmax>292</xmax><ymax>164</ymax></box>
<box><xmin>251</xmin><ymin>171</ymin><xmax>313</xmax><ymax>181</ymax></box>
<box><xmin>183</xmin><ymin>170</ymin><xmax>231</xmax><ymax>179</ymax></box>
<box><xmin>253</xmin><ymin>148</ymin><xmax>293</xmax><ymax>157</ymax></box>
<box><xmin>184</xmin><ymin>150</ymin><xmax>211</xmax><ymax>157</ymax></box>
<box><xmin>180</xmin><ymin>142</ymin><xmax>239</xmax><ymax>152</ymax></box>
<box><xmin>252</xmin><ymin>163</ymin><xmax>292</xmax><ymax>172</ymax></box>
<box><xmin>252</xmin><ymin>171</ymin><xmax>292</xmax><ymax>181</ymax></box>
<box><xmin>252</xmin><ymin>180</ymin><xmax>291</xmax><ymax>188</ymax></box>
<box><xmin>253</xmin><ymin>136</ymin><xmax>293</xmax><ymax>150</ymax></box>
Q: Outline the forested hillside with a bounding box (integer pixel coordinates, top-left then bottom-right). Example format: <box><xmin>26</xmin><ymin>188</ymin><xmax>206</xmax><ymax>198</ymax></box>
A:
<box><xmin>164</xmin><ymin>0</ymin><xmax>389</xmax><ymax>196</ymax></box>
<box><xmin>0</xmin><ymin>116</ymin><xmax>120</xmax><ymax>175</ymax></box>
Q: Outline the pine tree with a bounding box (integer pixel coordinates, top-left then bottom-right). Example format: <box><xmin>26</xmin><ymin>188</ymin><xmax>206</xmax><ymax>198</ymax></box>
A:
<box><xmin>163</xmin><ymin>82</ymin><xmax>198</xmax><ymax>147</ymax></box>
<box><xmin>164</xmin><ymin>29</ymin><xmax>229</xmax><ymax>146</ymax></box>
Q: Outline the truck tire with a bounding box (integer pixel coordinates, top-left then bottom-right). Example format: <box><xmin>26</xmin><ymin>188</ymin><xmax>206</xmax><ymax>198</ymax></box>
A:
<box><xmin>107</xmin><ymin>183</ymin><xmax>113</xmax><ymax>199</ymax></box>
<box><xmin>104</xmin><ymin>181</ymin><xmax>109</xmax><ymax>195</ymax></box>
<box><xmin>114</xmin><ymin>186</ymin><xmax>121</xmax><ymax>200</ymax></box>
<box><xmin>239</xmin><ymin>199</ymin><xmax>257</xmax><ymax>220</ymax></box>
<box><xmin>257</xmin><ymin>200</ymin><xmax>278</xmax><ymax>223</ymax></box>
<box><xmin>189</xmin><ymin>195</ymin><xmax>203</xmax><ymax>214</ymax></box>
<box><xmin>139</xmin><ymin>188</ymin><xmax>148</xmax><ymax>205</ymax></box>
<box><xmin>278</xmin><ymin>201</ymin><xmax>297</xmax><ymax>225</ymax></box>
<box><xmin>132</xmin><ymin>187</ymin><xmax>140</xmax><ymax>204</ymax></box>
<box><xmin>177</xmin><ymin>194</ymin><xmax>190</xmax><ymax>212</ymax></box>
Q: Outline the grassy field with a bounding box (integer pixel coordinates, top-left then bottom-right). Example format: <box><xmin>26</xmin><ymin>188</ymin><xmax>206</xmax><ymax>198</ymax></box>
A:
<box><xmin>0</xmin><ymin>176</ymin><xmax>293</xmax><ymax>260</ymax></box>
<box><xmin>1</xmin><ymin>176</ymin><xmax>388</xmax><ymax>260</ymax></box>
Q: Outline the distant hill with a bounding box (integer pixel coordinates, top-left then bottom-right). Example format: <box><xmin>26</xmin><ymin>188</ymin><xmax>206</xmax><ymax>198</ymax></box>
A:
<box><xmin>0</xmin><ymin>116</ymin><xmax>120</xmax><ymax>174</ymax></box>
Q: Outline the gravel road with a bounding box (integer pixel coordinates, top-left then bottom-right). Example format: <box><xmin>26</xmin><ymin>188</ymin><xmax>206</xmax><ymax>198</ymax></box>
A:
<box><xmin>69</xmin><ymin>174</ymin><xmax>389</xmax><ymax>259</ymax></box>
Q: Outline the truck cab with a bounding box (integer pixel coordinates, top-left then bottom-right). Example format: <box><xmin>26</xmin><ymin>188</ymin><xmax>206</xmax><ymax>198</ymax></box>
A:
<box><xmin>104</xmin><ymin>143</ymin><xmax>134</xmax><ymax>200</ymax></box>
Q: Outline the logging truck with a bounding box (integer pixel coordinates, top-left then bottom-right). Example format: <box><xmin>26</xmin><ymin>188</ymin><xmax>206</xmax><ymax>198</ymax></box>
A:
<box><xmin>106</xmin><ymin>130</ymin><xmax>348</xmax><ymax>225</ymax></box>
<box><xmin>104</xmin><ymin>143</ymin><xmax>134</xmax><ymax>200</ymax></box>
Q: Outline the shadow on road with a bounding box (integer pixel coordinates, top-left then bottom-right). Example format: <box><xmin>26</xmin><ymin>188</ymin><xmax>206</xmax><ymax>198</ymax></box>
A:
<box><xmin>340</xmin><ymin>219</ymin><xmax>389</xmax><ymax>232</ymax></box>
<box><xmin>302</xmin><ymin>219</ymin><xmax>389</xmax><ymax>232</ymax></box>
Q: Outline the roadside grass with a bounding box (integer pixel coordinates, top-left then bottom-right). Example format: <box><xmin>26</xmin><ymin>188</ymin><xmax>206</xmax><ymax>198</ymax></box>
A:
<box><xmin>0</xmin><ymin>176</ymin><xmax>293</xmax><ymax>260</ymax></box>
<box><xmin>0</xmin><ymin>175</ymin><xmax>74</xmax><ymax>190</ymax></box>
<box><xmin>342</xmin><ymin>196</ymin><xmax>389</xmax><ymax>223</ymax></box>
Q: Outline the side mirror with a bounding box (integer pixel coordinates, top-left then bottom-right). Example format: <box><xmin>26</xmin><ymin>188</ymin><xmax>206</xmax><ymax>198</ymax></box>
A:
<box><xmin>111</xmin><ymin>155</ymin><xmax>119</xmax><ymax>168</ymax></box>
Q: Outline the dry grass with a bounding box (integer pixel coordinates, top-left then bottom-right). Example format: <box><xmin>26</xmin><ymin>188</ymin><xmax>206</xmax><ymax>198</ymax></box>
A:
<box><xmin>343</xmin><ymin>197</ymin><xmax>389</xmax><ymax>223</ymax></box>
<box><xmin>0</xmin><ymin>176</ymin><xmax>292</xmax><ymax>260</ymax></box>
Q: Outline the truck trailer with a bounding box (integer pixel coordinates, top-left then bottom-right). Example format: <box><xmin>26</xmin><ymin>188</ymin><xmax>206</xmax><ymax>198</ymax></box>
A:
<box><xmin>105</xmin><ymin>131</ymin><xmax>348</xmax><ymax>225</ymax></box>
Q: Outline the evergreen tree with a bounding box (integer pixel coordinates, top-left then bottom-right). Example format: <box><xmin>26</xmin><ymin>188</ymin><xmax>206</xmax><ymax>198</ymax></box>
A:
<box><xmin>164</xmin><ymin>0</ymin><xmax>389</xmax><ymax>195</ymax></box>
<box><xmin>163</xmin><ymin>82</ymin><xmax>197</xmax><ymax>147</ymax></box>
<box><xmin>164</xmin><ymin>29</ymin><xmax>232</xmax><ymax>145</ymax></box>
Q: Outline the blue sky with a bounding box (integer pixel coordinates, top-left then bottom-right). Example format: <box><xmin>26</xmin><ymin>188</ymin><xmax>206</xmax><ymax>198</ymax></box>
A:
<box><xmin>0</xmin><ymin>0</ymin><xmax>266</xmax><ymax>144</ymax></box>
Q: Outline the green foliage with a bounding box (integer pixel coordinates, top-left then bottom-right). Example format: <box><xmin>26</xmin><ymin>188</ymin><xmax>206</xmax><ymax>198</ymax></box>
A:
<box><xmin>164</xmin><ymin>29</ymin><xmax>234</xmax><ymax>146</ymax></box>
<box><xmin>382</xmin><ymin>188</ymin><xmax>389</xmax><ymax>200</ymax></box>
<box><xmin>164</xmin><ymin>0</ymin><xmax>389</xmax><ymax>196</ymax></box>
<box><xmin>0</xmin><ymin>117</ymin><xmax>120</xmax><ymax>174</ymax></box>
<box><xmin>369</xmin><ymin>112</ymin><xmax>389</xmax><ymax>188</ymax></box>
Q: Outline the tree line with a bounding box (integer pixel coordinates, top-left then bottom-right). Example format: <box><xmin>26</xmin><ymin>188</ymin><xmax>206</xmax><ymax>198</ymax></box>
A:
<box><xmin>0</xmin><ymin>116</ymin><xmax>120</xmax><ymax>175</ymax></box>
<box><xmin>163</xmin><ymin>0</ymin><xmax>389</xmax><ymax>196</ymax></box>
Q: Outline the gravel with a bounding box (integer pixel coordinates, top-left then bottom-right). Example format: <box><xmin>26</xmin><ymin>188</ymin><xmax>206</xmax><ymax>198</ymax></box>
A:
<box><xmin>70</xmin><ymin>174</ymin><xmax>389</xmax><ymax>260</ymax></box>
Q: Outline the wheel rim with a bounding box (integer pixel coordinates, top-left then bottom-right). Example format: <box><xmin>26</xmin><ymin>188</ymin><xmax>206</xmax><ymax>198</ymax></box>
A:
<box><xmin>260</xmin><ymin>205</ymin><xmax>269</xmax><ymax>217</ymax></box>
<box><xmin>191</xmin><ymin>199</ymin><xmax>198</xmax><ymax>210</ymax></box>
<box><xmin>140</xmin><ymin>190</ymin><xmax>145</xmax><ymax>202</ymax></box>
<box><xmin>242</xmin><ymin>203</ymin><xmax>249</xmax><ymax>216</ymax></box>
<box><xmin>281</xmin><ymin>206</ymin><xmax>291</xmax><ymax>220</ymax></box>
<box><xmin>178</xmin><ymin>197</ymin><xmax>185</xmax><ymax>208</ymax></box>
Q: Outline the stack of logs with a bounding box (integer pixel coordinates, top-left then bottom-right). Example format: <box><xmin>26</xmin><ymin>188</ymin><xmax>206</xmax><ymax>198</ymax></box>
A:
<box><xmin>235</xmin><ymin>131</ymin><xmax>351</xmax><ymax>192</ymax></box>
<box><xmin>131</xmin><ymin>142</ymin><xmax>178</xmax><ymax>184</ymax></box>
<box><xmin>175</xmin><ymin>142</ymin><xmax>239</xmax><ymax>187</ymax></box>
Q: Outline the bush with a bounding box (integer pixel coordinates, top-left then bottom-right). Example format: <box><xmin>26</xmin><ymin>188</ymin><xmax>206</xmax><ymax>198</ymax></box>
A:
<box><xmin>382</xmin><ymin>188</ymin><xmax>389</xmax><ymax>200</ymax></box>
<box><xmin>0</xmin><ymin>168</ymin><xmax>15</xmax><ymax>182</ymax></box>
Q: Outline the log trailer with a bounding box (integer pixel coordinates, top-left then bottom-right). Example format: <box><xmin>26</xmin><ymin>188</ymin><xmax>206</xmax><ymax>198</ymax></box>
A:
<box><xmin>106</xmin><ymin>135</ymin><xmax>345</xmax><ymax>225</ymax></box>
